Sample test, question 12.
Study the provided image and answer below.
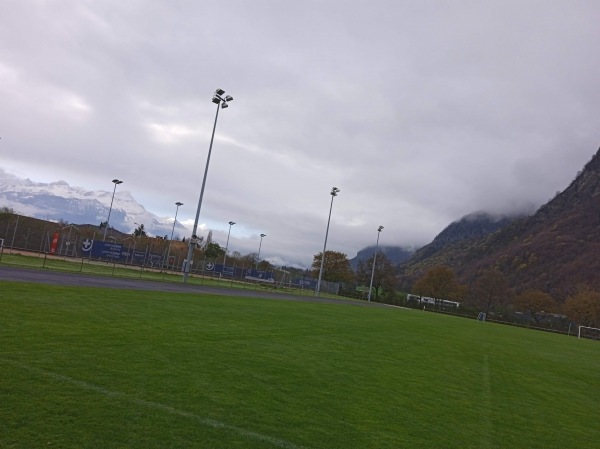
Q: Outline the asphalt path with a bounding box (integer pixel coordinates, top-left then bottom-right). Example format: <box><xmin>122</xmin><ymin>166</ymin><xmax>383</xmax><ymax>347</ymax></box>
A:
<box><xmin>0</xmin><ymin>265</ymin><xmax>389</xmax><ymax>308</ymax></box>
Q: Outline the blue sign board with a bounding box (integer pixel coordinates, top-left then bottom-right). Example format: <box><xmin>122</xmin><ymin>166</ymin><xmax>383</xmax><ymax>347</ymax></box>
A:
<box><xmin>244</xmin><ymin>269</ymin><xmax>275</xmax><ymax>282</ymax></box>
<box><xmin>222</xmin><ymin>265</ymin><xmax>235</xmax><ymax>276</ymax></box>
<box><xmin>292</xmin><ymin>278</ymin><xmax>317</xmax><ymax>289</ymax></box>
<box><xmin>82</xmin><ymin>239</ymin><xmax>126</xmax><ymax>261</ymax></box>
<box><xmin>131</xmin><ymin>250</ymin><xmax>147</xmax><ymax>264</ymax></box>
<box><xmin>81</xmin><ymin>239</ymin><xmax>161</xmax><ymax>265</ymax></box>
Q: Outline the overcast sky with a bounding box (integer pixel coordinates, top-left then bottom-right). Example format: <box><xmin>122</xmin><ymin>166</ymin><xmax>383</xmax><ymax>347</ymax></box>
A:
<box><xmin>1</xmin><ymin>0</ymin><xmax>599</xmax><ymax>268</ymax></box>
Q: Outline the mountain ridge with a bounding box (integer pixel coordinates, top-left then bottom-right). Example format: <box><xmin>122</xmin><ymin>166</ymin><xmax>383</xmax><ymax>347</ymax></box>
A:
<box><xmin>349</xmin><ymin>245</ymin><xmax>414</xmax><ymax>270</ymax></box>
<box><xmin>0</xmin><ymin>169</ymin><xmax>186</xmax><ymax>238</ymax></box>
<box><xmin>399</xmin><ymin>147</ymin><xmax>600</xmax><ymax>300</ymax></box>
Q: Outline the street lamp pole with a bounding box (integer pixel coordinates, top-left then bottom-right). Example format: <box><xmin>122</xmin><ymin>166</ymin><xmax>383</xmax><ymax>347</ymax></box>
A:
<box><xmin>166</xmin><ymin>201</ymin><xmax>183</xmax><ymax>270</ymax></box>
<box><xmin>223</xmin><ymin>221</ymin><xmax>236</xmax><ymax>266</ymax></box>
<box><xmin>368</xmin><ymin>225</ymin><xmax>384</xmax><ymax>302</ymax></box>
<box><xmin>183</xmin><ymin>88</ymin><xmax>233</xmax><ymax>282</ymax></box>
<box><xmin>256</xmin><ymin>233</ymin><xmax>266</xmax><ymax>269</ymax></box>
<box><xmin>103</xmin><ymin>179</ymin><xmax>123</xmax><ymax>241</ymax></box>
<box><xmin>316</xmin><ymin>187</ymin><xmax>340</xmax><ymax>296</ymax></box>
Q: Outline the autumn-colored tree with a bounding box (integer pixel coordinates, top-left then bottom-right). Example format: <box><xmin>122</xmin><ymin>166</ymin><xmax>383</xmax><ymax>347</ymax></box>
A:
<box><xmin>564</xmin><ymin>289</ymin><xmax>600</xmax><ymax>327</ymax></box>
<box><xmin>311</xmin><ymin>250</ymin><xmax>355</xmax><ymax>284</ymax></box>
<box><xmin>470</xmin><ymin>269</ymin><xmax>509</xmax><ymax>315</ymax></box>
<box><xmin>356</xmin><ymin>252</ymin><xmax>397</xmax><ymax>301</ymax></box>
<box><xmin>514</xmin><ymin>289</ymin><xmax>558</xmax><ymax>322</ymax></box>
<box><xmin>412</xmin><ymin>265</ymin><xmax>466</xmax><ymax>301</ymax></box>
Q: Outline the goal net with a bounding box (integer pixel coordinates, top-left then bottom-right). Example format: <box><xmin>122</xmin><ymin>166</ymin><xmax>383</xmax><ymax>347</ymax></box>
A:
<box><xmin>578</xmin><ymin>326</ymin><xmax>600</xmax><ymax>340</ymax></box>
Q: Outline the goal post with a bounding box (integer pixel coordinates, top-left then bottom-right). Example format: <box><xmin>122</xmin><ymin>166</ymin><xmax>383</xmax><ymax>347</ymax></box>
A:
<box><xmin>578</xmin><ymin>325</ymin><xmax>600</xmax><ymax>340</ymax></box>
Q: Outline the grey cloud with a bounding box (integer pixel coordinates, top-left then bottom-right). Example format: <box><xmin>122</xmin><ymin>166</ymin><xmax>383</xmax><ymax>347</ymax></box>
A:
<box><xmin>1</xmin><ymin>0</ymin><xmax>599</xmax><ymax>267</ymax></box>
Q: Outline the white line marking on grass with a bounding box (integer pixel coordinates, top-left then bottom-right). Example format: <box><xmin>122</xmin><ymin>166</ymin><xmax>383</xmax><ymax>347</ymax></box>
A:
<box><xmin>481</xmin><ymin>355</ymin><xmax>493</xmax><ymax>449</ymax></box>
<box><xmin>2</xmin><ymin>358</ymin><xmax>309</xmax><ymax>449</ymax></box>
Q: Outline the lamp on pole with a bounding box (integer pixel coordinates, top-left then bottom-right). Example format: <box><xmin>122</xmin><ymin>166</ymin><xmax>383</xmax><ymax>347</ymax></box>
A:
<box><xmin>368</xmin><ymin>225</ymin><xmax>384</xmax><ymax>302</ymax></box>
<box><xmin>183</xmin><ymin>88</ymin><xmax>233</xmax><ymax>282</ymax></box>
<box><xmin>256</xmin><ymin>233</ymin><xmax>266</xmax><ymax>269</ymax></box>
<box><xmin>316</xmin><ymin>186</ymin><xmax>340</xmax><ymax>296</ymax></box>
<box><xmin>165</xmin><ymin>202</ymin><xmax>183</xmax><ymax>270</ymax></box>
<box><xmin>103</xmin><ymin>179</ymin><xmax>123</xmax><ymax>241</ymax></box>
<box><xmin>223</xmin><ymin>221</ymin><xmax>236</xmax><ymax>266</ymax></box>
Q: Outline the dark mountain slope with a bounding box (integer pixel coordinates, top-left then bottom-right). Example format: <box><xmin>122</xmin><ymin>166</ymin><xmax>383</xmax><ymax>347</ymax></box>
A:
<box><xmin>403</xmin><ymin>212</ymin><xmax>522</xmax><ymax>270</ymax></box>
<box><xmin>350</xmin><ymin>245</ymin><xmax>413</xmax><ymax>271</ymax></box>
<box><xmin>399</xmin><ymin>147</ymin><xmax>600</xmax><ymax>300</ymax></box>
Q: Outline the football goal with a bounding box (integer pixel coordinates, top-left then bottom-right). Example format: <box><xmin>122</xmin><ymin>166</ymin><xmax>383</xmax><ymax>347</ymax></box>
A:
<box><xmin>578</xmin><ymin>326</ymin><xmax>600</xmax><ymax>340</ymax></box>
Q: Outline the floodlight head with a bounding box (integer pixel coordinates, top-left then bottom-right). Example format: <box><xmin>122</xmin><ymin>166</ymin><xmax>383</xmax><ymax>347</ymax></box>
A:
<box><xmin>212</xmin><ymin>96</ymin><xmax>221</xmax><ymax>104</ymax></box>
<box><xmin>176</xmin><ymin>202</ymin><xmax>183</xmax><ymax>207</ymax></box>
<box><xmin>378</xmin><ymin>225</ymin><xmax>384</xmax><ymax>232</ymax></box>
<box><xmin>260</xmin><ymin>233</ymin><xmax>266</xmax><ymax>238</ymax></box>
<box><xmin>215</xmin><ymin>88</ymin><xmax>225</xmax><ymax>96</ymax></box>
<box><xmin>229</xmin><ymin>221</ymin><xmax>236</xmax><ymax>226</ymax></box>
<box><xmin>225</xmin><ymin>95</ymin><xmax>233</xmax><ymax>102</ymax></box>
<box><xmin>112</xmin><ymin>179</ymin><xmax>123</xmax><ymax>184</ymax></box>
<box><xmin>221</xmin><ymin>102</ymin><xmax>228</xmax><ymax>109</ymax></box>
<box><xmin>330</xmin><ymin>187</ymin><xmax>340</xmax><ymax>196</ymax></box>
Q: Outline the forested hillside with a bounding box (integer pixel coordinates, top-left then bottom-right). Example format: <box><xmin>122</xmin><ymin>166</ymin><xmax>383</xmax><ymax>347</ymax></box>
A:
<box><xmin>399</xmin><ymin>147</ymin><xmax>600</xmax><ymax>301</ymax></box>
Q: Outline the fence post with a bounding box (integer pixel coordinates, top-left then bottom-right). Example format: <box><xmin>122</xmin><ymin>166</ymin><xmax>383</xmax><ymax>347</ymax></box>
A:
<box><xmin>25</xmin><ymin>227</ymin><xmax>30</xmax><ymax>251</ymax></box>
<box><xmin>10</xmin><ymin>215</ymin><xmax>19</xmax><ymax>254</ymax></box>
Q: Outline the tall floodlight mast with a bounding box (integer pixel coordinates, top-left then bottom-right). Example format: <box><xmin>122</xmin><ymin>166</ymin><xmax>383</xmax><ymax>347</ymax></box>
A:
<box><xmin>316</xmin><ymin>187</ymin><xmax>340</xmax><ymax>296</ymax></box>
<box><xmin>368</xmin><ymin>226</ymin><xmax>384</xmax><ymax>302</ymax></box>
<box><xmin>183</xmin><ymin>89</ymin><xmax>233</xmax><ymax>282</ymax></box>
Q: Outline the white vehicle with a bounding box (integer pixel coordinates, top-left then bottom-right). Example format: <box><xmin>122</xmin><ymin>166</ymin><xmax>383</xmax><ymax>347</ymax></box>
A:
<box><xmin>406</xmin><ymin>294</ymin><xmax>460</xmax><ymax>309</ymax></box>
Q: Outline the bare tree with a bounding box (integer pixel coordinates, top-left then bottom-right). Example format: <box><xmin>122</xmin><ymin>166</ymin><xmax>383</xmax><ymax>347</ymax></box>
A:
<box><xmin>412</xmin><ymin>266</ymin><xmax>466</xmax><ymax>301</ymax></box>
<box><xmin>356</xmin><ymin>252</ymin><xmax>396</xmax><ymax>301</ymax></box>
<box><xmin>470</xmin><ymin>269</ymin><xmax>509</xmax><ymax>315</ymax></box>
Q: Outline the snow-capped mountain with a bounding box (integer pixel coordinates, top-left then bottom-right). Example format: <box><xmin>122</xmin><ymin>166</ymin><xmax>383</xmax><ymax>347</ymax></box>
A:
<box><xmin>0</xmin><ymin>169</ymin><xmax>187</xmax><ymax>237</ymax></box>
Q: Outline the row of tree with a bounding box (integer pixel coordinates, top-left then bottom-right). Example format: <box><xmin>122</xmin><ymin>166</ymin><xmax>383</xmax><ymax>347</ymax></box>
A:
<box><xmin>411</xmin><ymin>265</ymin><xmax>600</xmax><ymax>328</ymax></box>
<box><xmin>307</xmin><ymin>245</ymin><xmax>600</xmax><ymax>329</ymax></box>
<box><xmin>308</xmin><ymin>250</ymin><xmax>397</xmax><ymax>300</ymax></box>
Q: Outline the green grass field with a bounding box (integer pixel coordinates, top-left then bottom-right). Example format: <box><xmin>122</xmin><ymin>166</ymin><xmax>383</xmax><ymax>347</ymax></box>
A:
<box><xmin>0</xmin><ymin>251</ymin><xmax>227</xmax><ymax>282</ymax></box>
<box><xmin>1</xmin><ymin>281</ymin><xmax>598</xmax><ymax>448</ymax></box>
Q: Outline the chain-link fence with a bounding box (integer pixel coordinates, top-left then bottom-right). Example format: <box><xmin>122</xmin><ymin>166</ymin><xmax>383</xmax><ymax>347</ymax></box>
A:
<box><xmin>0</xmin><ymin>213</ymin><xmax>339</xmax><ymax>296</ymax></box>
